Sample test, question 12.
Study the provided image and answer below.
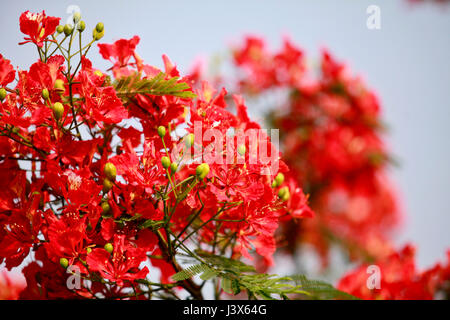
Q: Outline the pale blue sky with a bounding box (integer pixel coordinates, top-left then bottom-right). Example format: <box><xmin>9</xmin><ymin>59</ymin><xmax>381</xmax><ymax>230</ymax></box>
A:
<box><xmin>1</xmin><ymin>0</ymin><xmax>449</xmax><ymax>269</ymax></box>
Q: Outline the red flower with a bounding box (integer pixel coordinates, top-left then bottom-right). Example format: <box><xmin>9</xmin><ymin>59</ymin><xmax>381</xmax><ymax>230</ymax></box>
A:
<box><xmin>19</xmin><ymin>11</ymin><xmax>60</xmax><ymax>47</ymax></box>
<box><xmin>0</xmin><ymin>194</ymin><xmax>42</xmax><ymax>269</ymax></box>
<box><xmin>44</xmin><ymin>212</ymin><xmax>87</xmax><ymax>265</ymax></box>
<box><xmin>78</xmin><ymin>69</ymin><xmax>128</xmax><ymax>127</ymax></box>
<box><xmin>86</xmin><ymin>235</ymin><xmax>149</xmax><ymax>286</ymax></box>
<box><xmin>337</xmin><ymin>245</ymin><xmax>443</xmax><ymax>300</ymax></box>
<box><xmin>0</xmin><ymin>54</ymin><xmax>15</xmax><ymax>87</ymax></box>
<box><xmin>98</xmin><ymin>36</ymin><xmax>141</xmax><ymax>77</ymax></box>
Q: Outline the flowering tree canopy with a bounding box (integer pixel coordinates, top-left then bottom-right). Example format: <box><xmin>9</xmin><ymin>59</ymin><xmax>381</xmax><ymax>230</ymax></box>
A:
<box><xmin>0</xmin><ymin>10</ymin><xmax>335</xmax><ymax>300</ymax></box>
<box><xmin>0</xmin><ymin>10</ymin><xmax>448</xmax><ymax>301</ymax></box>
<box><xmin>196</xmin><ymin>35</ymin><xmax>450</xmax><ymax>300</ymax></box>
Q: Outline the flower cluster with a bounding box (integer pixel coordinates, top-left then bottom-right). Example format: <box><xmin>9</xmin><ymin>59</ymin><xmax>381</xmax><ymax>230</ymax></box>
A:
<box><xmin>338</xmin><ymin>245</ymin><xmax>450</xmax><ymax>300</ymax></box>
<box><xmin>227</xmin><ymin>36</ymin><xmax>401</xmax><ymax>266</ymax></box>
<box><xmin>202</xmin><ymin>35</ymin><xmax>450</xmax><ymax>300</ymax></box>
<box><xmin>0</xmin><ymin>12</ymin><xmax>312</xmax><ymax>299</ymax></box>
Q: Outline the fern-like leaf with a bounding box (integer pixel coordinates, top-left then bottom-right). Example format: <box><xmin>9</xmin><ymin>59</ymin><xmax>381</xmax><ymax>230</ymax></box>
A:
<box><xmin>114</xmin><ymin>72</ymin><xmax>196</xmax><ymax>103</ymax></box>
<box><xmin>189</xmin><ymin>251</ymin><xmax>358</xmax><ymax>300</ymax></box>
<box><xmin>171</xmin><ymin>264</ymin><xmax>217</xmax><ymax>282</ymax></box>
<box><xmin>288</xmin><ymin>274</ymin><xmax>358</xmax><ymax>300</ymax></box>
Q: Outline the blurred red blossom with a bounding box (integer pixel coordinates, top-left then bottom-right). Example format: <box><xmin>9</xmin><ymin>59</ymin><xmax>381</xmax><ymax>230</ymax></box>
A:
<box><xmin>338</xmin><ymin>245</ymin><xmax>450</xmax><ymax>300</ymax></box>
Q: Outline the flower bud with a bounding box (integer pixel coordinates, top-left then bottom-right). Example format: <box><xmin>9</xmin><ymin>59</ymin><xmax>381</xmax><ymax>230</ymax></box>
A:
<box><xmin>170</xmin><ymin>162</ymin><xmax>178</xmax><ymax>173</ymax></box>
<box><xmin>157</xmin><ymin>125</ymin><xmax>166</xmax><ymax>138</ymax></box>
<box><xmin>54</xmin><ymin>79</ymin><xmax>65</xmax><ymax>92</ymax></box>
<box><xmin>41</xmin><ymin>88</ymin><xmax>49</xmax><ymax>100</ymax></box>
<box><xmin>56</xmin><ymin>25</ymin><xmax>64</xmax><ymax>34</ymax></box>
<box><xmin>104</xmin><ymin>243</ymin><xmax>113</xmax><ymax>253</ymax></box>
<box><xmin>161</xmin><ymin>156</ymin><xmax>171</xmax><ymax>169</ymax></box>
<box><xmin>52</xmin><ymin>102</ymin><xmax>64</xmax><ymax>120</ymax></box>
<box><xmin>185</xmin><ymin>133</ymin><xmax>194</xmax><ymax>148</ymax></box>
<box><xmin>92</xmin><ymin>29</ymin><xmax>104</xmax><ymax>41</ymax></box>
<box><xmin>63</xmin><ymin>24</ymin><xmax>73</xmax><ymax>36</ymax></box>
<box><xmin>104</xmin><ymin>162</ymin><xmax>117</xmax><ymax>181</ymax></box>
<box><xmin>273</xmin><ymin>173</ymin><xmax>285</xmax><ymax>188</ymax></box>
<box><xmin>101</xmin><ymin>201</ymin><xmax>111</xmax><ymax>215</ymax></box>
<box><xmin>0</xmin><ymin>88</ymin><xmax>7</xmax><ymax>101</ymax></box>
<box><xmin>95</xmin><ymin>22</ymin><xmax>104</xmax><ymax>33</ymax></box>
<box><xmin>60</xmin><ymin>257</ymin><xmax>69</xmax><ymax>269</ymax></box>
<box><xmin>237</xmin><ymin>144</ymin><xmax>246</xmax><ymax>156</ymax></box>
<box><xmin>278</xmin><ymin>186</ymin><xmax>290</xmax><ymax>201</ymax></box>
<box><xmin>73</xmin><ymin>12</ymin><xmax>81</xmax><ymax>24</ymax></box>
<box><xmin>196</xmin><ymin>163</ymin><xmax>210</xmax><ymax>180</ymax></box>
<box><xmin>77</xmin><ymin>20</ymin><xmax>86</xmax><ymax>32</ymax></box>
<box><xmin>102</xmin><ymin>178</ymin><xmax>114</xmax><ymax>193</ymax></box>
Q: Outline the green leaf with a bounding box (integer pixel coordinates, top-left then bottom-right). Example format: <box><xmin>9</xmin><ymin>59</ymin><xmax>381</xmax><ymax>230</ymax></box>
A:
<box><xmin>199</xmin><ymin>267</ymin><xmax>217</xmax><ymax>281</ymax></box>
<box><xmin>288</xmin><ymin>274</ymin><xmax>359</xmax><ymax>300</ymax></box>
<box><xmin>231</xmin><ymin>278</ymin><xmax>241</xmax><ymax>295</ymax></box>
<box><xmin>139</xmin><ymin>219</ymin><xmax>165</xmax><ymax>231</ymax></box>
<box><xmin>114</xmin><ymin>72</ymin><xmax>196</xmax><ymax>102</ymax></box>
<box><xmin>195</xmin><ymin>250</ymin><xmax>256</xmax><ymax>274</ymax></box>
<box><xmin>221</xmin><ymin>277</ymin><xmax>233</xmax><ymax>295</ymax></box>
<box><xmin>191</xmin><ymin>252</ymin><xmax>356</xmax><ymax>300</ymax></box>
<box><xmin>171</xmin><ymin>264</ymin><xmax>217</xmax><ymax>282</ymax></box>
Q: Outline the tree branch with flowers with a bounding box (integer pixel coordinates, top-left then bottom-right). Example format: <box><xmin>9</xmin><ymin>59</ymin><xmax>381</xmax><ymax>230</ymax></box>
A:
<box><xmin>0</xmin><ymin>10</ymin><xmax>358</xmax><ymax>300</ymax></box>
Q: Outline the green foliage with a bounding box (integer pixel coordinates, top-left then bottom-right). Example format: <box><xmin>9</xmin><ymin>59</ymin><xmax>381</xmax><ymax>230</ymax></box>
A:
<box><xmin>171</xmin><ymin>263</ymin><xmax>217</xmax><ymax>282</ymax></box>
<box><xmin>197</xmin><ymin>250</ymin><xmax>256</xmax><ymax>274</ymax></box>
<box><xmin>289</xmin><ymin>274</ymin><xmax>359</xmax><ymax>300</ymax></box>
<box><xmin>139</xmin><ymin>219</ymin><xmax>165</xmax><ymax>231</ymax></box>
<box><xmin>171</xmin><ymin>251</ymin><xmax>358</xmax><ymax>300</ymax></box>
<box><xmin>114</xmin><ymin>72</ymin><xmax>196</xmax><ymax>103</ymax></box>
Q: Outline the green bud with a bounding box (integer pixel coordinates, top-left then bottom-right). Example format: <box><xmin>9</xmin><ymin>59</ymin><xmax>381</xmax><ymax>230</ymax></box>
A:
<box><xmin>101</xmin><ymin>201</ymin><xmax>111</xmax><ymax>214</ymax></box>
<box><xmin>60</xmin><ymin>257</ymin><xmax>69</xmax><ymax>269</ymax></box>
<box><xmin>237</xmin><ymin>144</ymin><xmax>246</xmax><ymax>156</ymax></box>
<box><xmin>54</xmin><ymin>79</ymin><xmax>65</xmax><ymax>92</ymax></box>
<box><xmin>273</xmin><ymin>173</ymin><xmax>285</xmax><ymax>188</ymax></box>
<box><xmin>77</xmin><ymin>20</ymin><xmax>86</xmax><ymax>32</ymax></box>
<box><xmin>104</xmin><ymin>162</ymin><xmax>117</xmax><ymax>181</ymax></box>
<box><xmin>56</xmin><ymin>25</ymin><xmax>64</xmax><ymax>34</ymax></box>
<box><xmin>278</xmin><ymin>186</ymin><xmax>290</xmax><ymax>201</ymax></box>
<box><xmin>170</xmin><ymin>162</ymin><xmax>178</xmax><ymax>173</ymax></box>
<box><xmin>0</xmin><ymin>88</ymin><xmax>7</xmax><ymax>101</ymax></box>
<box><xmin>86</xmin><ymin>247</ymin><xmax>92</xmax><ymax>254</ymax></box>
<box><xmin>96</xmin><ymin>22</ymin><xmax>104</xmax><ymax>33</ymax></box>
<box><xmin>157</xmin><ymin>126</ymin><xmax>166</xmax><ymax>138</ymax></box>
<box><xmin>73</xmin><ymin>12</ymin><xmax>81</xmax><ymax>24</ymax></box>
<box><xmin>161</xmin><ymin>156</ymin><xmax>171</xmax><ymax>169</ymax></box>
<box><xmin>196</xmin><ymin>163</ymin><xmax>210</xmax><ymax>180</ymax></box>
<box><xmin>52</xmin><ymin>102</ymin><xmax>64</xmax><ymax>120</ymax></box>
<box><xmin>63</xmin><ymin>24</ymin><xmax>73</xmax><ymax>36</ymax></box>
<box><xmin>104</xmin><ymin>243</ymin><xmax>113</xmax><ymax>253</ymax></box>
<box><xmin>92</xmin><ymin>29</ymin><xmax>104</xmax><ymax>41</ymax></box>
<box><xmin>41</xmin><ymin>88</ymin><xmax>49</xmax><ymax>100</ymax></box>
<box><xmin>102</xmin><ymin>178</ymin><xmax>114</xmax><ymax>193</ymax></box>
<box><xmin>185</xmin><ymin>133</ymin><xmax>194</xmax><ymax>148</ymax></box>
